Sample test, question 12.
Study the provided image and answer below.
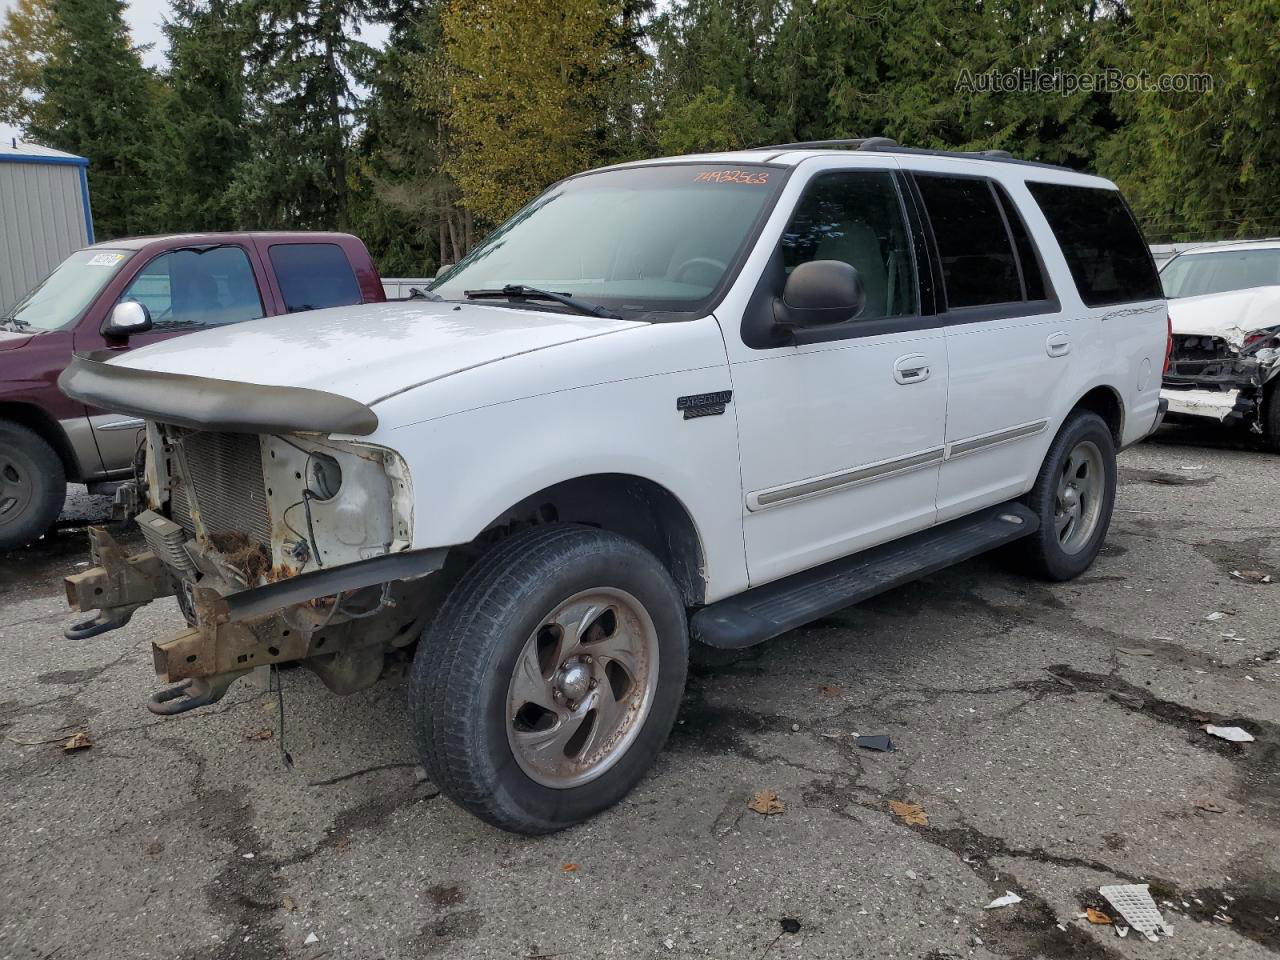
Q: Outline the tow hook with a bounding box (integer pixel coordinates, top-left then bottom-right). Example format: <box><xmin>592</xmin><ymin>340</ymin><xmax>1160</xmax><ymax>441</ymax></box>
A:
<box><xmin>147</xmin><ymin>672</ymin><xmax>246</xmax><ymax>715</ymax></box>
<box><xmin>65</xmin><ymin>607</ymin><xmax>138</xmax><ymax>641</ymax></box>
<box><xmin>63</xmin><ymin>525</ymin><xmax>173</xmax><ymax>640</ymax></box>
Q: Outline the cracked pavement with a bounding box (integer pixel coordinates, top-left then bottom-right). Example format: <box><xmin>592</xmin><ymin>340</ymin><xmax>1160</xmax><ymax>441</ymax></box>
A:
<box><xmin>1</xmin><ymin>428</ymin><xmax>1278</xmax><ymax>960</ymax></box>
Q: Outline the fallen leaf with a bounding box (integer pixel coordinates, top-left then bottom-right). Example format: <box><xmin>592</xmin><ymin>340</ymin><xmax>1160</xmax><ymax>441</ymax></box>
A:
<box><xmin>282</xmin><ymin>895</ymin><xmax>297</xmax><ymax>912</ymax></box>
<box><xmin>1193</xmin><ymin>800</ymin><xmax>1225</xmax><ymax>814</ymax></box>
<box><xmin>748</xmin><ymin>789</ymin><xmax>785</xmax><ymax>816</ymax></box>
<box><xmin>818</xmin><ymin>685</ymin><xmax>843</xmax><ymax>697</ymax></box>
<box><xmin>561</xmin><ymin>863</ymin><xmax>579</xmax><ymax>872</ymax></box>
<box><xmin>245</xmin><ymin>728</ymin><xmax>274</xmax><ymax>741</ymax></box>
<box><xmin>1087</xmin><ymin>908</ymin><xmax>1113</xmax><ymax>925</ymax></box>
<box><xmin>889</xmin><ymin>800</ymin><xmax>928</xmax><ymax>826</ymax></box>
<box><xmin>62</xmin><ymin>731</ymin><xmax>92</xmax><ymax>752</ymax></box>
<box><xmin>1230</xmin><ymin>570</ymin><xmax>1272</xmax><ymax>584</ymax></box>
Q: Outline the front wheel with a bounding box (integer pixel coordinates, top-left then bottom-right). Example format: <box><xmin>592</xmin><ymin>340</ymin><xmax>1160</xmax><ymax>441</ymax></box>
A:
<box><xmin>1012</xmin><ymin>411</ymin><xmax>1117</xmax><ymax>581</ymax></box>
<box><xmin>410</xmin><ymin>524</ymin><xmax>689</xmax><ymax>834</ymax></box>
<box><xmin>0</xmin><ymin>421</ymin><xmax>66</xmax><ymax>552</ymax></box>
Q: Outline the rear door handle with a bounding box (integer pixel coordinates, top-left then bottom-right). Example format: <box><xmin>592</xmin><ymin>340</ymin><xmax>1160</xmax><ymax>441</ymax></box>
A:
<box><xmin>893</xmin><ymin>353</ymin><xmax>931</xmax><ymax>384</ymax></box>
<box><xmin>1046</xmin><ymin>332</ymin><xmax>1071</xmax><ymax>358</ymax></box>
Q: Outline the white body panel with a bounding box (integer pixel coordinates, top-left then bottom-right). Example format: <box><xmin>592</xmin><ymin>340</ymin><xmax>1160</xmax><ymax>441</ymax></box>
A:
<box><xmin>1166</xmin><ymin>284</ymin><xmax>1280</xmax><ymax>345</ymax></box>
<box><xmin>103</xmin><ymin>147</ymin><xmax>1166</xmax><ymax>607</ymax></box>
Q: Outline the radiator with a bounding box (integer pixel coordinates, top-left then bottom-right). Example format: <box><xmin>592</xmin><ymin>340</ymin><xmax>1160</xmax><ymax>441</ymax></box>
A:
<box><xmin>170</xmin><ymin>431</ymin><xmax>273</xmax><ymax>547</ymax></box>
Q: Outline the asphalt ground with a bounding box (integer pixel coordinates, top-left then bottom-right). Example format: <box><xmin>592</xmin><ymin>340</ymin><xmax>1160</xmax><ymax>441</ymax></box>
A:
<box><xmin>1</xmin><ymin>422</ymin><xmax>1277</xmax><ymax>960</ymax></box>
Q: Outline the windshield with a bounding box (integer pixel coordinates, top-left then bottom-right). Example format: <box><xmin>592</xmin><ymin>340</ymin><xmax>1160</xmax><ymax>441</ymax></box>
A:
<box><xmin>430</xmin><ymin>163</ymin><xmax>784</xmax><ymax>316</ymax></box>
<box><xmin>6</xmin><ymin>249</ymin><xmax>133</xmax><ymax>331</ymax></box>
<box><xmin>1161</xmin><ymin>248</ymin><xmax>1280</xmax><ymax>299</ymax></box>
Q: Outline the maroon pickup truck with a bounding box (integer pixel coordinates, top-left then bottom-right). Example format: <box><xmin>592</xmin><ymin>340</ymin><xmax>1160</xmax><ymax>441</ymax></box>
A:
<box><xmin>0</xmin><ymin>232</ymin><xmax>385</xmax><ymax>550</ymax></box>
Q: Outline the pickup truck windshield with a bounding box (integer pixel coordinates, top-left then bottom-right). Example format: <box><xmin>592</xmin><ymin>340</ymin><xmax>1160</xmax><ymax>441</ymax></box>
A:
<box><xmin>6</xmin><ymin>249</ymin><xmax>133</xmax><ymax>331</ymax></box>
<box><xmin>1161</xmin><ymin>248</ymin><xmax>1280</xmax><ymax>299</ymax></box>
<box><xmin>430</xmin><ymin>163</ymin><xmax>783</xmax><ymax>316</ymax></box>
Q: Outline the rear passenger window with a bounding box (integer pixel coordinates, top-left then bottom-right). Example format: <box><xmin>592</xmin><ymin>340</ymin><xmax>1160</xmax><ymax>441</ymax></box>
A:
<box><xmin>269</xmin><ymin>243</ymin><xmax>361</xmax><ymax>312</ymax></box>
<box><xmin>780</xmin><ymin>170</ymin><xmax>917</xmax><ymax>320</ymax></box>
<box><xmin>915</xmin><ymin>175</ymin><xmax>1021</xmax><ymax>308</ymax></box>
<box><xmin>1026</xmin><ymin>182</ymin><xmax>1161</xmax><ymax>307</ymax></box>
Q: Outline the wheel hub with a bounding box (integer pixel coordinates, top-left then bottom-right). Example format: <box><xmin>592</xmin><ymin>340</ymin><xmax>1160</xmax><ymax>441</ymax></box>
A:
<box><xmin>554</xmin><ymin>659</ymin><xmax>593</xmax><ymax>702</ymax></box>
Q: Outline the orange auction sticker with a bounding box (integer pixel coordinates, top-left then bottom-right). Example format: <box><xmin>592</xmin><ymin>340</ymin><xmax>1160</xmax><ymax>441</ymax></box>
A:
<box><xmin>694</xmin><ymin>170</ymin><xmax>770</xmax><ymax>184</ymax></box>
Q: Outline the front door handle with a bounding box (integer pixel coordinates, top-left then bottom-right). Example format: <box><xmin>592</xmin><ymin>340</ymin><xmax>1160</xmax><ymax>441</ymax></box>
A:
<box><xmin>893</xmin><ymin>353</ymin><xmax>931</xmax><ymax>384</ymax></box>
<box><xmin>1046</xmin><ymin>332</ymin><xmax>1071</xmax><ymax>358</ymax></box>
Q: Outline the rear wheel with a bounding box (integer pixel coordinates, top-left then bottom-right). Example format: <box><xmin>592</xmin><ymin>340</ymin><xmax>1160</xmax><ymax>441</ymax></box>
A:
<box><xmin>1012</xmin><ymin>411</ymin><xmax>1117</xmax><ymax>581</ymax></box>
<box><xmin>0</xmin><ymin>422</ymin><xmax>66</xmax><ymax>552</ymax></box>
<box><xmin>411</xmin><ymin>524</ymin><xmax>688</xmax><ymax>834</ymax></box>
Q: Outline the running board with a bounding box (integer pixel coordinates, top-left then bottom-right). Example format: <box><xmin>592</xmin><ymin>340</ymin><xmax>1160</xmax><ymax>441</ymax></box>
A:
<box><xmin>691</xmin><ymin>503</ymin><xmax>1038</xmax><ymax>649</ymax></box>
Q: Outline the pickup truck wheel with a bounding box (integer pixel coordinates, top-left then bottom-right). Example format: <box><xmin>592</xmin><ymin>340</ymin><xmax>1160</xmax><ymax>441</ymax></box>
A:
<box><xmin>0</xmin><ymin>422</ymin><xmax>66</xmax><ymax>552</ymax></box>
<box><xmin>1013</xmin><ymin>411</ymin><xmax>1116</xmax><ymax>582</ymax></box>
<box><xmin>411</xmin><ymin>524</ymin><xmax>689</xmax><ymax>834</ymax></box>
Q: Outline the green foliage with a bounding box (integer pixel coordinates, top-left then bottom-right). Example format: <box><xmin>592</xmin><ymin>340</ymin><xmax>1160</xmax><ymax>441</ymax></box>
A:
<box><xmin>347</xmin><ymin>3</ymin><xmax>448</xmax><ymax>276</ymax></box>
<box><xmin>1100</xmin><ymin>0</ymin><xmax>1280</xmax><ymax>242</ymax></box>
<box><xmin>27</xmin><ymin>0</ymin><xmax>158</xmax><ymax>239</ymax></box>
<box><xmin>0</xmin><ymin>0</ymin><xmax>61</xmax><ymax>129</ymax></box>
<box><xmin>440</xmin><ymin>0</ymin><xmax>636</xmax><ymax>225</ymax></box>
<box><xmin>656</xmin><ymin>85</ymin><xmax>765</xmax><ymax>154</ymax></box>
<box><xmin>5</xmin><ymin>0</ymin><xmax>1273</xmax><ymax>258</ymax></box>
<box><xmin>152</xmin><ymin>0</ymin><xmax>250</xmax><ymax>231</ymax></box>
<box><xmin>229</xmin><ymin>0</ymin><xmax>376</xmax><ymax>229</ymax></box>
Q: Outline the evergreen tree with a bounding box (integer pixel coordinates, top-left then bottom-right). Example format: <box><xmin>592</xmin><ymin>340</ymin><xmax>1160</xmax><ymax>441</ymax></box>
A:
<box><xmin>27</xmin><ymin>0</ymin><xmax>158</xmax><ymax>239</ymax></box>
<box><xmin>154</xmin><ymin>0</ymin><xmax>250</xmax><ymax>231</ymax></box>
<box><xmin>348</xmin><ymin>1</ymin><xmax>452</xmax><ymax>275</ymax></box>
<box><xmin>1101</xmin><ymin>0</ymin><xmax>1280</xmax><ymax>242</ymax></box>
<box><xmin>231</xmin><ymin>0</ymin><xmax>375</xmax><ymax>229</ymax></box>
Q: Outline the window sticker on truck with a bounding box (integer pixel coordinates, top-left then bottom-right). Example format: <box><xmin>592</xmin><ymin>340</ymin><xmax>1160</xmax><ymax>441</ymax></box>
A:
<box><xmin>693</xmin><ymin>170</ymin><xmax>770</xmax><ymax>185</ymax></box>
<box><xmin>88</xmin><ymin>253</ymin><xmax>125</xmax><ymax>266</ymax></box>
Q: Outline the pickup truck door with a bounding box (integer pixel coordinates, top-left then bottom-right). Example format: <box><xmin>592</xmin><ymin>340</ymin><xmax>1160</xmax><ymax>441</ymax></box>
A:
<box><xmin>904</xmin><ymin>170</ymin><xmax>1074</xmax><ymax>521</ymax></box>
<box><xmin>78</xmin><ymin>243</ymin><xmax>272</xmax><ymax>473</ymax></box>
<box><xmin>724</xmin><ymin>163</ymin><xmax>949</xmax><ymax>586</ymax></box>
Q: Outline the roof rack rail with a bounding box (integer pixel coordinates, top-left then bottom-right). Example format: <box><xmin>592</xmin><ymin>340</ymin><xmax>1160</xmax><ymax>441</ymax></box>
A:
<box><xmin>752</xmin><ymin>137</ymin><xmax>900</xmax><ymax>152</ymax></box>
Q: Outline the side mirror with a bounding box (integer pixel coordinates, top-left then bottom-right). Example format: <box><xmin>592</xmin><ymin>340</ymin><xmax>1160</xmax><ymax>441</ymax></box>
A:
<box><xmin>102</xmin><ymin>300</ymin><xmax>152</xmax><ymax>340</ymax></box>
<box><xmin>774</xmin><ymin>260</ymin><xmax>865</xmax><ymax>328</ymax></box>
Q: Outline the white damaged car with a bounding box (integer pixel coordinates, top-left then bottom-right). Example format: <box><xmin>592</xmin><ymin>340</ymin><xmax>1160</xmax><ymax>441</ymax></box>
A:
<box><xmin>1161</xmin><ymin>240</ymin><xmax>1280</xmax><ymax>447</ymax></box>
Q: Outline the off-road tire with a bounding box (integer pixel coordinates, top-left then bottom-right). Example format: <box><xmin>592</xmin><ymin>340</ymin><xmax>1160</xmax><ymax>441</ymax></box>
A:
<box><xmin>410</xmin><ymin>524</ymin><xmax>689</xmax><ymax>834</ymax></box>
<box><xmin>0</xmin><ymin>421</ymin><xmax>66</xmax><ymax>552</ymax></box>
<box><xmin>1012</xmin><ymin>411</ymin><xmax>1117</xmax><ymax>582</ymax></box>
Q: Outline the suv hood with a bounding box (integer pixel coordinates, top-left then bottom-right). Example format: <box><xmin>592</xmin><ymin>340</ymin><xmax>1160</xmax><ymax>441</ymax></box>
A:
<box><xmin>111</xmin><ymin>300</ymin><xmax>643</xmax><ymax>406</ymax></box>
<box><xmin>1168</xmin><ymin>285</ymin><xmax>1280</xmax><ymax>345</ymax></box>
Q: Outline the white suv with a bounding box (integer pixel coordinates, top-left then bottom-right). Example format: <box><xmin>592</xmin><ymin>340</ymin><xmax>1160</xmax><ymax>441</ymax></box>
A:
<box><xmin>61</xmin><ymin>140</ymin><xmax>1168</xmax><ymax>833</ymax></box>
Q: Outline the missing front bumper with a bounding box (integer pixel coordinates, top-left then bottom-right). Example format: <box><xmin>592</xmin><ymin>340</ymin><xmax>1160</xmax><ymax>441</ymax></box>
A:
<box><xmin>65</xmin><ymin>525</ymin><xmax>450</xmax><ymax>712</ymax></box>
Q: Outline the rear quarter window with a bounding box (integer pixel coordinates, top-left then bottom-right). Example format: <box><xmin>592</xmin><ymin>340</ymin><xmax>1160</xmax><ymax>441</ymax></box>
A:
<box><xmin>1026</xmin><ymin>182</ymin><xmax>1161</xmax><ymax>307</ymax></box>
<box><xmin>268</xmin><ymin>243</ymin><xmax>362</xmax><ymax>312</ymax></box>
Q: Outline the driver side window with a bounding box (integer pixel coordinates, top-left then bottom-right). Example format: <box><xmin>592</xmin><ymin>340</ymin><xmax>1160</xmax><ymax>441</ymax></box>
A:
<box><xmin>120</xmin><ymin>247</ymin><xmax>264</xmax><ymax>329</ymax></box>
<box><xmin>780</xmin><ymin>171</ymin><xmax>917</xmax><ymax>320</ymax></box>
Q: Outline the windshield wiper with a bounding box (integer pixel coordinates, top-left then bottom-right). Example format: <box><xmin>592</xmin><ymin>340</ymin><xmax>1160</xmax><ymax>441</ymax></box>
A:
<box><xmin>0</xmin><ymin>316</ymin><xmax>31</xmax><ymax>333</ymax></box>
<box><xmin>464</xmin><ymin>284</ymin><xmax>621</xmax><ymax>320</ymax></box>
